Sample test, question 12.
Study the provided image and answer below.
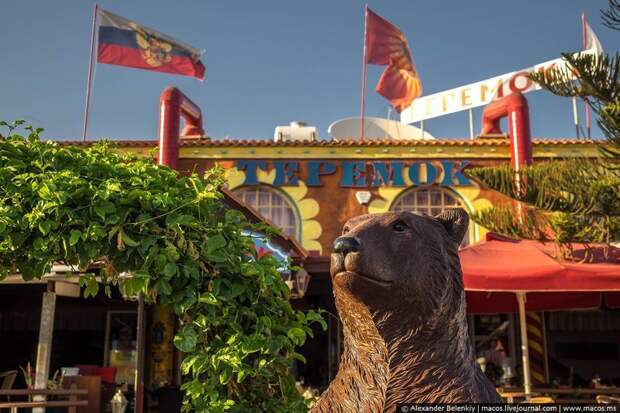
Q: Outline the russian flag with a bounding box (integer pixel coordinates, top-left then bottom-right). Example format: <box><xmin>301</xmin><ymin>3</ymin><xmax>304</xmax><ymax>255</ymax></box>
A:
<box><xmin>96</xmin><ymin>8</ymin><xmax>205</xmax><ymax>80</ymax></box>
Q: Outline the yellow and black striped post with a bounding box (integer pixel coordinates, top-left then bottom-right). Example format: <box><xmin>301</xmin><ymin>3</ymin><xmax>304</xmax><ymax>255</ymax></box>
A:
<box><xmin>525</xmin><ymin>311</ymin><xmax>548</xmax><ymax>385</ymax></box>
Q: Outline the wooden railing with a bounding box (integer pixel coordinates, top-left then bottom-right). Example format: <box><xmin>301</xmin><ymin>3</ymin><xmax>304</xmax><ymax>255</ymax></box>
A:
<box><xmin>0</xmin><ymin>386</ymin><xmax>88</xmax><ymax>413</ymax></box>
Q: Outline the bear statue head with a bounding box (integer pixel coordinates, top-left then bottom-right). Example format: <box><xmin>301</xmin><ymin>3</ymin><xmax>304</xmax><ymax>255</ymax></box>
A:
<box><xmin>330</xmin><ymin>208</ymin><xmax>469</xmax><ymax>334</ymax></box>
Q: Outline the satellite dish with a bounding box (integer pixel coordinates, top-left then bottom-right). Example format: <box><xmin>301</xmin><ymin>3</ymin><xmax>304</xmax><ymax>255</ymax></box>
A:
<box><xmin>328</xmin><ymin>117</ymin><xmax>434</xmax><ymax>141</ymax></box>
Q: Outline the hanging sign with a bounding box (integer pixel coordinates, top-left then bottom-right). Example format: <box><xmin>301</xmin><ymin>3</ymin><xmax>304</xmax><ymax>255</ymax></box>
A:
<box><xmin>400</xmin><ymin>49</ymin><xmax>599</xmax><ymax>124</ymax></box>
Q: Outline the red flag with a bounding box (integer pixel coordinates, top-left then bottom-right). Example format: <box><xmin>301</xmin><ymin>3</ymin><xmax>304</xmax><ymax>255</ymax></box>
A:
<box><xmin>365</xmin><ymin>8</ymin><xmax>422</xmax><ymax>111</ymax></box>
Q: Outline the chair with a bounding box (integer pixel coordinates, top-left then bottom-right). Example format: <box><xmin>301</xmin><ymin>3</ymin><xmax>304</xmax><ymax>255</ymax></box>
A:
<box><xmin>528</xmin><ymin>396</ymin><xmax>555</xmax><ymax>404</ymax></box>
<box><xmin>0</xmin><ymin>370</ymin><xmax>17</xmax><ymax>391</ymax></box>
<box><xmin>0</xmin><ymin>370</ymin><xmax>18</xmax><ymax>408</ymax></box>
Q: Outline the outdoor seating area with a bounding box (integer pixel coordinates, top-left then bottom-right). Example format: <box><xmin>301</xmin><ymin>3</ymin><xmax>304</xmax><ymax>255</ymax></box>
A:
<box><xmin>0</xmin><ymin>366</ymin><xmax>125</xmax><ymax>413</ymax></box>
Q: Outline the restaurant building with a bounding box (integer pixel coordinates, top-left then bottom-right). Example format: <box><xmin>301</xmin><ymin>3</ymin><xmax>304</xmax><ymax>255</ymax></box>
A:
<box><xmin>2</xmin><ymin>89</ymin><xmax>619</xmax><ymax>411</ymax></box>
<box><xmin>105</xmin><ymin>122</ymin><xmax>620</xmax><ymax>392</ymax></box>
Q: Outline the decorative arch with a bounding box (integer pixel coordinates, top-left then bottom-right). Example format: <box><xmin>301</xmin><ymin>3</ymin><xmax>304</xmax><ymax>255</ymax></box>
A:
<box><xmin>233</xmin><ymin>184</ymin><xmax>301</xmax><ymax>239</ymax></box>
<box><xmin>389</xmin><ymin>186</ymin><xmax>474</xmax><ymax>246</ymax></box>
<box><xmin>368</xmin><ymin>172</ymin><xmax>493</xmax><ymax>245</ymax></box>
<box><xmin>390</xmin><ymin>186</ymin><xmax>469</xmax><ymax>216</ymax></box>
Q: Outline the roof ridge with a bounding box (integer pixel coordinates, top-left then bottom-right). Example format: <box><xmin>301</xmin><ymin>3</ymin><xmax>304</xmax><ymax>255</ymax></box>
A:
<box><xmin>55</xmin><ymin>138</ymin><xmax>598</xmax><ymax>147</ymax></box>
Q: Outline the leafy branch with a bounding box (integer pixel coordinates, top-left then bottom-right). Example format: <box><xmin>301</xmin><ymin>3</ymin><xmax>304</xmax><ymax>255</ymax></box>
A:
<box><xmin>0</xmin><ymin>122</ymin><xmax>324</xmax><ymax>412</ymax></box>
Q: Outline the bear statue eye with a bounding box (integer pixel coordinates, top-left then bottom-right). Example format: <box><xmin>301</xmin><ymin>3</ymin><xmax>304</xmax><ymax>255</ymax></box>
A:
<box><xmin>342</xmin><ymin>226</ymin><xmax>350</xmax><ymax>235</ymax></box>
<box><xmin>392</xmin><ymin>220</ymin><xmax>408</xmax><ymax>232</ymax></box>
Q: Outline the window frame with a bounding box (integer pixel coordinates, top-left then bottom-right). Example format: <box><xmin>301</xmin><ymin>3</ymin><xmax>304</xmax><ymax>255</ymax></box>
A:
<box><xmin>389</xmin><ymin>185</ymin><xmax>473</xmax><ymax>246</ymax></box>
<box><xmin>233</xmin><ymin>184</ymin><xmax>301</xmax><ymax>239</ymax></box>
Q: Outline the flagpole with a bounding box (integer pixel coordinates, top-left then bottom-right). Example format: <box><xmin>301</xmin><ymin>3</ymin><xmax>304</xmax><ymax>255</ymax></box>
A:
<box><xmin>468</xmin><ymin>108</ymin><xmax>474</xmax><ymax>140</ymax></box>
<box><xmin>82</xmin><ymin>3</ymin><xmax>98</xmax><ymax>142</ymax></box>
<box><xmin>359</xmin><ymin>4</ymin><xmax>368</xmax><ymax>141</ymax></box>
<box><xmin>582</xmin><ymin>12</ymin><xmax>592</xmax><ymax>139</ymax></box>
<box><xmin>572</xmin><ymin>97</ymin><xmax>580</xmax><ymax>139</ymax></box>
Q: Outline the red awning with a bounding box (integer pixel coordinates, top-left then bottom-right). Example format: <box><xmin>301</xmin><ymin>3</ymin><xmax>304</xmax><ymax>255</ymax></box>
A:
<box><xmin>460</xmin><ymin>234</ymin><xmax>620</xmax><ymax>313</ymax></box>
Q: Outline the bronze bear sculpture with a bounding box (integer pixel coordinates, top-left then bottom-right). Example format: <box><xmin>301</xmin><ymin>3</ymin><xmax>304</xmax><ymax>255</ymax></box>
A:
<box><xmin>312</xmin><ymin>209</ymin><xmax>501</xmax><ymax>412</ymax></box>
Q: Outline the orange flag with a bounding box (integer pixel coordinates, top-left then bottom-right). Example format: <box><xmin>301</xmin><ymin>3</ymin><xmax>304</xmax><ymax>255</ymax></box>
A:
<box><xmin>365</xmin><ymin>8</ymin><xmax>422</xmax><ymax>111</ymax></box>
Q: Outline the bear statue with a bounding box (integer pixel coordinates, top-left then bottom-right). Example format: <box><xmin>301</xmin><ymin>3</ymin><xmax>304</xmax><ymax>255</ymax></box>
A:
<box><xmin>312</xmin><ymin>209</ymin><xmax>501</xmax><ymax>413</ymax></box>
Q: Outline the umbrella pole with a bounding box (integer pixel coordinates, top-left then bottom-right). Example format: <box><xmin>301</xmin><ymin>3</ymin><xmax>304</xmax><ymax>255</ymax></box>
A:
<box><xmin>517</xmin><ymin>291</ymin><xmax>532</xmax><ymax>399</ymax></box>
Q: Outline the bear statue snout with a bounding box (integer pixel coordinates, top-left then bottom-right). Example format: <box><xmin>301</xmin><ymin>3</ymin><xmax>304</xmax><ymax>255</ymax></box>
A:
<box><xmin>332</xmin><ymin>236</ymin><xmax>360</xmax><ymax>257</ymax></box>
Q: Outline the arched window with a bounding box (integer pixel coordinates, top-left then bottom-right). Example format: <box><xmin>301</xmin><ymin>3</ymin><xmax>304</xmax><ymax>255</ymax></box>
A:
<box><xmin>391</xmin><ymin>186</ymin><xmax>471</xmax><ymax>246</ymax></box>
<box><xmin>234</xmin><ymin>186</ymin><xmax>299</xmax><ymax>238</ymax></box>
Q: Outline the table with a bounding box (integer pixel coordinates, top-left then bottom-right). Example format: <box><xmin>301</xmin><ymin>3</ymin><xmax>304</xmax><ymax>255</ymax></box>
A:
<box><xmin>64</xmin><ymin>375</ymin><xmax>101</xmax><ymax>413</ymax></box>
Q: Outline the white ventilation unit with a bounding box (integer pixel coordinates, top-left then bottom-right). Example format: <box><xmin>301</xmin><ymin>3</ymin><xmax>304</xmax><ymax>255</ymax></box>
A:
<box><xmin>274</xmin><ymin>121</ymin><xmax>318</xmax><ymax>142</ymax></box>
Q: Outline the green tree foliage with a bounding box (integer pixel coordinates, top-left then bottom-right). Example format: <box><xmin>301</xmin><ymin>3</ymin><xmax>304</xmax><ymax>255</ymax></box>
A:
<box><xmin>469</xmin><ymin>1</ymin><xmax>620</xmax><ymax>245</ymax></box>
<box><xmin>469</xmin><ymin>160</ymin><xmax>620</xmax><ymax>244</ymax></box>
<box><xmin>0</xmin><ymin>120</ymin><xmax>325</xmax><ymax>412</ymax></box>
<box><xmin>530</xmin><ymin>53</ymin><xmax>620</xmax><ymax>159</ymax></box>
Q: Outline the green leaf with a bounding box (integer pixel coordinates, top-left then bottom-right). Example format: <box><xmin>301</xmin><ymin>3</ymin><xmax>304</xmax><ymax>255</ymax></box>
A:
<box><xmin>230</xmin><ymin>282</ymin><xmax>245</xmax><ymax>298</ymax></box>
<box><xmin>207</xmin><ymin>251</ymin><xmax>227</xmax><ymax>263</ymax></box>
<box><xmin>219</xmin><ymin>367</ymin><xmax>232</xmax><ymax>384</ymax></box>
<box><xmin>306</xmin><ymin>310</ymin><xmax>327</xmax><ymax>330</ymax></box>
<box><xmin>93</xmin><ymin>204</ymin><xmax>106</xmax><ymax>220</ymax></box>
<box><xmin>69</xmin><ymin>229</ymin><xmax>82</xmax><ymax>246</ymax></box>
<box><xmin>174</xmin><ymin>325</ymin><xmax>198</xmax><ymax>353</ymax></box>
<box><xmin>291</xmin><ymin>351</ymin><xmax>306</xmax><ymax>364</ymax></box>
<box><xmin>236</xmin><ymin>370</ymin><xmax>246</xmax><ymax>382</ymax></box>
<box><xmin>207</xmin><ymin>234</ymin><xmax>226</xmax><ymax>253</ymax></box>
<box><xmin>163</xmin><ymin>263</ymin><xmax>177</xmax><ymax>278</ymax></box>
<box><xmin>286</xmin><ymin>327</ymin><xmax>306</xmax><ymax>346</ymax></box>
<box><xmin>241</xmin><ymin>337</ymin><xmax>262</xmax><ymax>354</ymax></box>
<box><xmin>121</xmin><ymin>231</ymin><xmax>140</xmax><ymax>247</ymax></box>
<box><xmin>198</xmin><ymin>293</ymin><xmax>219</xmax><ymax>305</ymax></box>
<box><xmin>38</xmin><ymin>220</ymin><xmax>51</xmax><ymax>235</ymax></box>
<box><xmin>225</xmin><ymin>209</ymin><xmax>243</xmax><ymax>224</ymax></box>
<box><xmin>155</xmin><ymin>278</ymin><xmax>172</xmax><ymax>295</ymax></box>
<box><xmin>80</xmin><ymin>275</ymin><xmax>99</xmax><ymax>298</ymax></box>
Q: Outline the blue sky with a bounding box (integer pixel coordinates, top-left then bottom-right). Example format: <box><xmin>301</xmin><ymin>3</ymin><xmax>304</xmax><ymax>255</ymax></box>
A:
<box><xmin>0</xmin><ymin>1</ymin><xmax>615</xmax><ymax>141</ymax></box>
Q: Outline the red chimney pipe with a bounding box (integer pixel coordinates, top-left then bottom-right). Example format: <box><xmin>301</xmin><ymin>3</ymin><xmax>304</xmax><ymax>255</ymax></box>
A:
<box><xmin>158</xmin><ymin>87</ymin><xmax>204</xmax><ymax>168</ymax></box>
<box><xmin>481</xmin><ymin>92</ymin><xmax>533</xmax><ymax>169</ymax></box>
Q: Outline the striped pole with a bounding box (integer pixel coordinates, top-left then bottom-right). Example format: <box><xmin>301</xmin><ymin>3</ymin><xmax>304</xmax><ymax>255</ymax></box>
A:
<box><xmin>525</xmin><ymin>311</ymin><xmax>548</xmax><ymax>385</ymax></box>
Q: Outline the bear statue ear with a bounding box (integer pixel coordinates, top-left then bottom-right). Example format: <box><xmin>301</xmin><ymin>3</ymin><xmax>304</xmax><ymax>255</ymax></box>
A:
<box><xmin>435</xmin><ymin>208</ymin><xmax>469</xmax><ymax>245</ymax></box>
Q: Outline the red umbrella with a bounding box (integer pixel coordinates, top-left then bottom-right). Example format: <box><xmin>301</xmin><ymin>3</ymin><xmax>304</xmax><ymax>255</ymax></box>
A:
<box><xmin>461</xmin><ymin>233</ymin><xmax>620</xmax><ymax>313</ymax></box>
<box><xmin>459</xmin><ymin>232</ymin><xmax>620</xmax><ymax>393</ymax></box>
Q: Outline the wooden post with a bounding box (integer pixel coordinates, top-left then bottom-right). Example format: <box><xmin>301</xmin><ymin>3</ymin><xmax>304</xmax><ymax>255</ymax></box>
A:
<box><xmin>33</xmin><ymin>282</ymin><xmax>57</xmax><ymax>413</ymax></box>
<box><xmin>517</xmin><ymin>291</ymin><xmax>532</xmax><ymax>399</ymax></box>
<box><xmin>68</xmin><ymin>384</ymin><xmax>78</xmax><ymax>413</ymax></box>
<box><xmin>135</xmin><ymin>294</ymin><xmax>146</xmax><ymax>413</ymax></box>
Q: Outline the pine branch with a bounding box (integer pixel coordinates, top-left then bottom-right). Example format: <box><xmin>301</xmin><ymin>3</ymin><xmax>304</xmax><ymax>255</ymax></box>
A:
<box><xmin>529</xmin><ymin>53</ymin><xmax>620</xmax><ymax>158</ymax></box>
<box><xmin>472</xmin><ymin>205</ymin><xmax>551</xmax><ymax>241</ymax></box>
<box><xmin>468</xmin><ymin>159</ymin><xmax>620</xmax><ymax>216</ymax></box>
<box><xmin>472</xmin><ymin>205</ymin><xmax>620</xmax><ymax>244</ymax></box>
<box><xmin>530</xmin><ymin>53</ymin><xmax>620</xmax><ymax>101</ymax></box>
<box><xmin>602</xmin><ymin>0</ymin><xmax>620</xmax><ymax>31</ymax></box>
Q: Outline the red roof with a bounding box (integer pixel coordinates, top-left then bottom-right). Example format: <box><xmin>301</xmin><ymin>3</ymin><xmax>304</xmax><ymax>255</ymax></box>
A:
<box><xmin>57</xmin><ymin>137</ymin><xmax>598</xmax><ymax>148</ymax></box>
